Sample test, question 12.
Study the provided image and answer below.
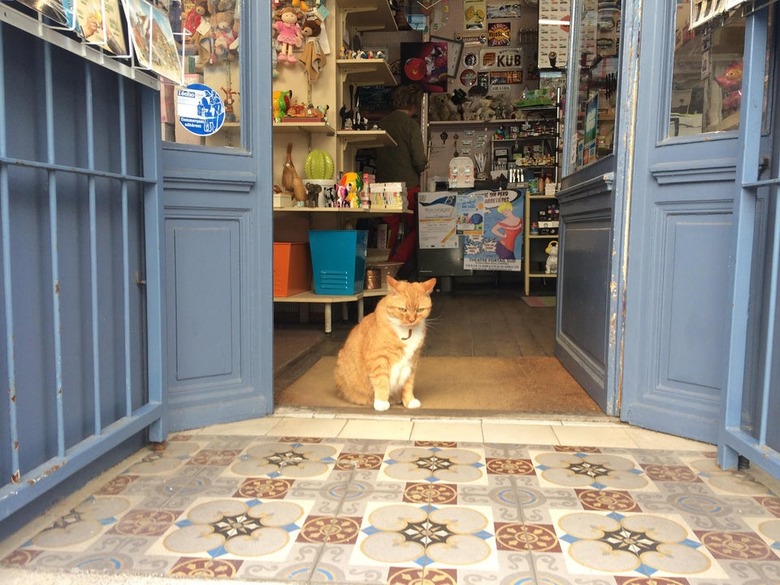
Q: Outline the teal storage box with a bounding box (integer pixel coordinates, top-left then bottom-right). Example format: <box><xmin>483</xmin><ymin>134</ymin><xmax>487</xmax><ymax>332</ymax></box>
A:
<box><xmin>309</xmin><ymin>230</ymin><xmax>368</xmax><ymax>295</ymax></box>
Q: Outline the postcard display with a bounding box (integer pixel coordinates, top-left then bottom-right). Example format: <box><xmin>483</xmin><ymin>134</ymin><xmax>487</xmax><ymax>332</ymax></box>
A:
<box><xmin>16</xmin><ymin>1</ymin><xmax>186</xmax><ymax>85</ymax></box>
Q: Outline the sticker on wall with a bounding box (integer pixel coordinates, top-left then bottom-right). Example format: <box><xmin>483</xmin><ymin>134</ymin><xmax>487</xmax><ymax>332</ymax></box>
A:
<box><xmin>487</xmin><ymin>22</ymin><xmax>511</xmax><ymax>46</ymax></box>
<box><xmin>177</xmin><ymin>83</ymin><xmax>226</xmax><ymax>136</ymax></box>
<box><xmin>460</xmin><ymin>69</ymin><xmax>477</xmax><ymax>86</ymax></box>
<box><xmin>463</xmin><ymin>0</ymin><xmax>486</xmax><ymax>29</ymax></box>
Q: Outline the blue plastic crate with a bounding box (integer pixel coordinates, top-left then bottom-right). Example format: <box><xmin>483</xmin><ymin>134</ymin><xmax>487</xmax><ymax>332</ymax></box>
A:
<box><xmin>309</xmin><ymin>230</ymin><xmax>368</xmax><ymax>295</ymax></box>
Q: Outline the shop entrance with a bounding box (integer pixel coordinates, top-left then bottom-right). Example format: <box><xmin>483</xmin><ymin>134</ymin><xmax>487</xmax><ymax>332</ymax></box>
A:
<box><xmin>273</xmin><ymin>276</ymin><xmax>601</xmax><ymax>416</ymax></box>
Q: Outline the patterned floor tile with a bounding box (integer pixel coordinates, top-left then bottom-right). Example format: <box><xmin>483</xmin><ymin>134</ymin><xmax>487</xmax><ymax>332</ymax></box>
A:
<box><xmin>1</xmin><ymin>435</ymin><xmax>778</xmax><ymax>585</ymax></box>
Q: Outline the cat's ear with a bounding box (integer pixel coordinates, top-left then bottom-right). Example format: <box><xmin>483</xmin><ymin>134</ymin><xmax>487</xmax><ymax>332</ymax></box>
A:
<box><xmin>387</xmin><ymin>275</ymin><xmax>401</xmax><ymax>291</ymax></box>
<box><xmin>421</xmin><ymin>278</ymin><xmax>437</xmax><ymax>293</ymax></box>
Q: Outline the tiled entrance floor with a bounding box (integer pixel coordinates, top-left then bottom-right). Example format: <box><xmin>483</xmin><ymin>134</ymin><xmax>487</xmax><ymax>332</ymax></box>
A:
<box><xmin>1</xmin><ymin>412</ymin><xmax>779</xmax><ymax>585</ymax></box>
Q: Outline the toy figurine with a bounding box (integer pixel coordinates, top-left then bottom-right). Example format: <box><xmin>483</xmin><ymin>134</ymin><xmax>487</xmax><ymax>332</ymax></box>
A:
<box><xmin>545</xmin><ymin>240</ymin><xmax>558</xmax><ymax>274</ymax></box>
<box><xmin>274</xmin><ymin>6</ymin><xmax>303</xmax><ymax>63</ymax></box>
<box><xmin>221</xmin><ymin>86</ymin><xmax>238</xmax><ymax>122</ymax></box>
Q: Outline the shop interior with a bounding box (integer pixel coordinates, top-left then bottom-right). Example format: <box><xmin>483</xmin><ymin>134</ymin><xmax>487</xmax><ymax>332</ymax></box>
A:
<box><xmin>265</xmin><ymin>0</ymin><xmax>598</xmax><ymax>415</ymax></box>
<box><xmin>263</xmin><ymin>0</ymin><xmax>748</xmax><ymax>415</ymax></box>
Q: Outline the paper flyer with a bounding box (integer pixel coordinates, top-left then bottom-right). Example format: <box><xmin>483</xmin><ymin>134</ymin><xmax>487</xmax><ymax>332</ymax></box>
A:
<box><xmin>418</xmin><ymin>192</ymin><xmax>458</xmax><ymax>250</ymax></box>
<box><xmin>462</xmin><ymin>189</ymin><xmax>524</xmax><ymax>271</ymax></box>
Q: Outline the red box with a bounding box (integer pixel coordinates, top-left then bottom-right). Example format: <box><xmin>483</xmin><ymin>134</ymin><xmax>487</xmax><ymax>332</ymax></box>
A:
<box><xmin>273</xmin><ymin>242</ymin><xmax>311</xmax><ymax>297</ymax></box>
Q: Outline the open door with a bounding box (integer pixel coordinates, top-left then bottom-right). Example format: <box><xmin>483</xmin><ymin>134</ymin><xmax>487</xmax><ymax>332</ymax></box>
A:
<box><xmin>160</xmin><ymin>4</ymin><xmax>275</xmax><ymax>431</ymax></box>
<box><xmin>719</xmin><ymin>5</ymin><xmax>780</xmax><ymax>478</ymax></box>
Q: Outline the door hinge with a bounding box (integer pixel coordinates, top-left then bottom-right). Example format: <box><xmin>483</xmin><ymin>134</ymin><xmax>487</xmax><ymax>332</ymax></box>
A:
<box><xmin>135</xmin><ymin>272</ymin><xmax>146</xmax><ymax>287</ymax></box>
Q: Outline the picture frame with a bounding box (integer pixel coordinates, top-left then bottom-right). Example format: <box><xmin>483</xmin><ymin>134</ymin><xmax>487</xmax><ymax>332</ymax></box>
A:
<box><xmin>431</xmin><ymin>36</ymin><xmax>464</xmax><ymax>78</ymax></box>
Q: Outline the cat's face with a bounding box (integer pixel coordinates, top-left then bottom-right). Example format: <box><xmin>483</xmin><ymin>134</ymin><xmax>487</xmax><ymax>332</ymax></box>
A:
<box><xmin>384</xmin><ymin>277</ymin><xmax>436</xmax><ymax>327</ymax></box>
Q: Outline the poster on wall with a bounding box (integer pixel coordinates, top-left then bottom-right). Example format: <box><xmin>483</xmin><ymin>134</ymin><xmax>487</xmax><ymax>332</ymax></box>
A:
<box><xmin>538</xmin><ymin>0</ymin><xmax>570</xmax><ymax>69</ymax></box>
<box><xmin>419</xmin><ymin>193</ymin><xmax>459</xmax><ymax>250</ymax></box>
<box><xmin>17</xmin><ymin>0</ymin><xmax>76</xmax><ymax>29</ymax></box>
<box><xmin>462</xmin><ymin>190</ymin><xmax>524</xmax><ymax>271</ymax></box>
<box><xmin>456</xmin><ymin>192</ymin><xmax>485</xmax><ymax>237</ymax></box>
<box><xmin>400</xmin><ymin>42</ymin><xmax>449</xmax><ymax>93</ymax></box>
<box><xmin>75</xmin><ymin>0</ymin><xmax>128</xmax><ymax>56</ymax></box>
<box><xmin>464</xmin><ymin>0</ymin><xmax>487</xmax><ymax>30</ymax></box>
<box><xmin>487</xmin><ymin>22</ymin><xmax>511</xmax><ymax>46</ymax></box>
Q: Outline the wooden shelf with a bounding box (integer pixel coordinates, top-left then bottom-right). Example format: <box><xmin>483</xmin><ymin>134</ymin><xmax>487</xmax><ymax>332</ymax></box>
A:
<box><xmin>528</xmin><ymin>273</ymin><xmax>557</xmax><ymax>278</ymax></box>
<box><xmin>336</xmin><ymin>59</ymin><xmax>397</xmax><ymax>85</ymax></box>
<box><xmin>273</xmin><ymin>206</ymin><xmax>407</xmax><ymax>214</ymax></box>
<box><xmin>336</xmin><ymin>129</ymin><xmax>397</xmax><ymax>148</ymax></box>
<box><xmin>338</xmin><ymin>0</ymin><xmax>398</xmax><ymax>32</ymax></box>
<box><xmin>273</xmin><ymin>121</ymin><xmax>336</xmax><ymax>135</ymax></box>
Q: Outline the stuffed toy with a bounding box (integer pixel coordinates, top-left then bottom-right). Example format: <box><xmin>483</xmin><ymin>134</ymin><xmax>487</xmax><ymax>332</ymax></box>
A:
<box><xmin>274</xmin><ymin>6</ymin><xmax>303</xmax><ymax>63</ymax></box>
<box><xmin>300</xmin><ymin>17</ymin><xmax>325</xmax><ymax>83</ymax></box>
<box><xmin>545</xmin><ymin>240</ymin><xmax>558</xmax><ymax>274</ymax></box>
<box><xmin>475</xmin><ymin>97</ymin><xmax>496</xmax><ymax>121</ymax></box>
<box><xmin>429</xmin><ymin>94</ymin><xmax>458</xmax><ymax>121</ymax></box>
<box><xmin>212</xmin><ymin>11</ymin><xmax>236</xmax><ymax>61</ymax></box>
<box><xmin>183</xmin><ymin>0</ymin><xmax>208</xmax><ymax>38</ymax></box>
<box><xmin>715</xmin><ymin>60</ymin><xmax>742</xmax><ymax>116</ymax></box>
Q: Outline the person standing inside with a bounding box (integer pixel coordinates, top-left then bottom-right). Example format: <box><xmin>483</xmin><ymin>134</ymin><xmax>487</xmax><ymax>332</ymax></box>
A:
<box><xmin>375</xmin><ymin>85</ymin><xmax>428</xmax><ymax>276</ymax></box>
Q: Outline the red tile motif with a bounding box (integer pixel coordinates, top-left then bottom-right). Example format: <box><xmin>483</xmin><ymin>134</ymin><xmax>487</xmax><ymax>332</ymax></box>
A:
<box><xmin>403</xmin><ymin>482</ymin><xmax>457</xmax><ymax>504</ymax></box>
<box><xmin>95</xmin><ymin>474</ymin><xmax>137</xmax><ymax>495</ymax></box>
<box><xmin>485</xmin><ymin>457</ymin><xmax>535</xmax><ymax>475</ymax></box>
<box><xmin>577</xmin><ymin>489</ymin><xmax>641</xmax><ymax>512</ymax></box>
<box><xmin>414</xmin><ymin>441</ymin><xmax>458</xmax><ymax>448</ymax></box>
<box><xmin>641</xmin><ymin>464</ymin><xmax>700</xmax><ymax>482</ymax></box>
<box><xmin>387</xmin><ymin>567</ymin><xmax>457</xmax><ymax>585</ymax></box>
<box><xmin>109</xmin><ymin>510</ymin><xmax>182</xmax><ymax>536</ymax></box>
<box><xmin>756</xmin><ymin>495</ymin><xmax>780</xmax><ymax>517</ymax></box>
<box><xmin>1</xmin><ymin>549</ymin><xmax>42</xmax><ymax>567</ymax></box>
<box><xmin>554</xmin><ymin>445</ymin><xmax>601</xmax><ymax>453</ymax></box>
<box><xmin>495</xmin><ymin>522</ymin><xmax>561</xmax><ymax>552</ymax></box>
<box><xmin>616</xmin><ymin>578</ymin><xmax>690</xmax><ymax>585</ymax></box>
<box><xmin>169</xmin><ymin>557</ymin><xmax>242</xmax><ymax>578</ymax></box>
<box><xmin>697</xmin><ymin>530</ymin><xmax>780</xmax><ymax>561</ymax></box>
<box><xmin>297</xmin><ymin>516</ymin><xmax>360</xmax><ymax>544</ymax></box>
<box><xmin>233</xmin><ymin>478</ymin><xmax>293</xmax><ymax>499</ymax></box>
<box><xmin>277</xmin><ymin>436</ymin><xmax>323</xmax><ymax>443</ymax></box>
<box><xmin>186</xmin><ymin>449</ymin><xmax>242</xmax><ymax>466</ymax></box>
<box><xmin>336</xmin><ymin>452</ymin><xmax>383</xmax><ymax>470</ymax></box>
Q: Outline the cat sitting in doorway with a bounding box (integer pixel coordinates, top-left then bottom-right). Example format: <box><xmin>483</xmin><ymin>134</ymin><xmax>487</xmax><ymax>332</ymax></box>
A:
<box><xmin>334</xmin><ymin>276</ymin><xmax>437</xmax><ymax>411</ymax></box>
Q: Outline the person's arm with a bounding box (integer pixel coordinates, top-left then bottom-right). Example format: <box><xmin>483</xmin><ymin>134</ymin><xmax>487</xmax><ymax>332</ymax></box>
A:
<box><xmin>407</xmin><ymin>118</ymin><xmax>428</xmax><ymax>174</ymax></box>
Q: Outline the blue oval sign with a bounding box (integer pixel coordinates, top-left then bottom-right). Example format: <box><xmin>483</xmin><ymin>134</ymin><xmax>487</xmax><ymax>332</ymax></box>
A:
<box><xmin>177</xmin><ymin>83</ymin><xmax>225</xmax><ymax>137</ymax></box>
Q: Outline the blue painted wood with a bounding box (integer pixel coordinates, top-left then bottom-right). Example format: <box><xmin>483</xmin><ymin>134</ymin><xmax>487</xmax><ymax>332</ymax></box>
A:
<box><xmin>0</xmin><ymin>23</ymin><xmax>164</xmax><ymax>521</ymax></box>
<box><xmin>619</xmin><ymin>1</ymin><xmax>742</xmax><ymax>444</ymax></box>
<box><xmin>160</xmin><ymin>3</ymin><xmax>273</xmax><ymax>431</ymax></box>
<box><xmin>719</xmin><ymin>6</ymin><xmax>780</xmax><ymax>479</ymax></box>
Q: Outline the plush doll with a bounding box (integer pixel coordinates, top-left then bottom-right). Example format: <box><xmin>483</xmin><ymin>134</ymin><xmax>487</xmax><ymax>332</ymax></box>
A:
<box><xmin>274</xmin><ymin>6</ymin><xmax>303</xmax><ymax>63</ymax></box>
<box><xmin>545</xmin><ymin>240</ymin><xmax>558</xmax><ymax>274</ymax></box>
<box><xmin>476</xmin><ymin>97</ymin><xmax>496</xmax><ymax>121</ymax></box>
<box><xmin>715</xmin><ymin>60</ymin><xmax>742</xmax><ymax>116</ymax></box>
<box><xmin>212</xmin><ymin>11</ymin><xmax>236</xmax><ymax>61</ymax></box>
<box><xmin>300</xmin><ymin>17</ymin><xmax>325</xmax><ymax>83</ymax></box>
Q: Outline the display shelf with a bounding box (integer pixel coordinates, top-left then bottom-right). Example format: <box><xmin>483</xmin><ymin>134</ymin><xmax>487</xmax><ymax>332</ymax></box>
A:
<box><xmin>336</xmin><ymin>129</ymin><xmax>397</xmax><ymax>147</ymax></box>
<box><xmin>336</xmin><ymin>59</ymin><xmax>397</xmax><ymax>85</ymax></box>
<box><xmin>338</xmin><ymin>0</ymin><xmax>398</xmax><ymax>32</ymax></box>
<box><xmin>273</xmin><ymin>121</ymin><xmax>336</xmax><ymax>135</ymax></box>
<box><xmin>273</xmin><ymin>206</ymin><xmax>408</xmax><ymax>214</ymax></box>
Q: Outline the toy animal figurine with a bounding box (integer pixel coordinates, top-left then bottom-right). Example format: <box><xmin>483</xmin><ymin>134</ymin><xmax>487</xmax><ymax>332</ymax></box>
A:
<box><xmin>221</xmin><ymin>86</ymin><xmax>238</xmax><ymax>122</ymax></box>
<box><xmin>274</xmin><ymin>6</ymin><xmax>303</xmax><ymax>63</ymax></box>
<box><xmin>545</xmin><ymin>240</ymin><xmax>558</xmax><ymax>274</ymax></box>
<box><xmin>282</xmin><ymin>142</ymin><xmax>307</xmax><ymax>206</ymax></box>
<box><xmin>339</xmin><ymin>172</ymin><xmax>362</xmax><ymax>208</ymax></box>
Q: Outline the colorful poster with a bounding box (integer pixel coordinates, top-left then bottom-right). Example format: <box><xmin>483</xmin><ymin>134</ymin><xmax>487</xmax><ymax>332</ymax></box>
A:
<box><xmin>462</xmin><ymin>190</ymin><xmax>524</xmax><ymax>271</ymax></box>
<box><xmin>75</xmin><ymin>0</ymin><xmax>127</xmax><ymax>55</ymax></box>
<box><xmin>418</xmin><ymin>192</ymin><xmax>458</xmax><ymax>250</ymax></box>
<box><xmin>16</xmin><ymin>0</ymin><xmax>76</xmax><ymax>29</ymax></box>
<box><xmin>456</xmin><ymin>191</ymin><xmax>484</xmax><ymax>237</ymax></box>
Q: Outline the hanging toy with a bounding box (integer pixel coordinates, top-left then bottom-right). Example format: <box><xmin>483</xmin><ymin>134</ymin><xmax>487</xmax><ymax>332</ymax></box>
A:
<box><xmin>300</xmin><ymin>17</ymin><xmax>325</xmax><ymax>83</ymax></box>
<box><xmin>274</xmin><ymin>6</ymin><xmax>304</xmax><ymax>64</ymax></box>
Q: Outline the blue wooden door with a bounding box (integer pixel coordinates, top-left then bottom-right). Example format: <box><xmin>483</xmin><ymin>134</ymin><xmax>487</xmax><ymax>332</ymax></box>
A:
<box><xmin>719</xmin><ymin>6</ymin><xmax>780</xmax><ymax>478</ymax></box>
<box><xmin>161</xmin><ymin>4</ymin><xmax>274</xmax><ymax>431</ymax></box>
<box><xmin>620</xmin><ymin>4</ymin><xmax>746</xmax><ymax>443</ymax></box>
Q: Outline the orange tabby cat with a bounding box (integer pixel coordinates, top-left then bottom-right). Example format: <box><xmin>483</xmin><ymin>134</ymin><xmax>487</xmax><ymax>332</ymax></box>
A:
<box><xmin>334</xmin><ymin>276</ymin><xmax>437</xmax><ymax>411</ymax></box>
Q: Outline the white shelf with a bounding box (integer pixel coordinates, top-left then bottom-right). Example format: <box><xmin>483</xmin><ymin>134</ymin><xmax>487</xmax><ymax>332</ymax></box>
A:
<box><xmin>273</xmin><ymin>206</ymin><xmax>407</xmax><ymax>214</ymax></box>
<box><xmin>338</xmin><ymin>0</ymin><xmax>398</xmax><ymax>31</ymax></box>
<box><xmin>336</xmin><ymin>59</ymin><xmax>397</xmax><ymax>85</ymax></box>
<box><xmin>336</xmin><ymin>129</ymin><xmax>397</xmax><ymax>148</ymax></box>
<box><xmin>273</xmin><ymin>121</ymin><xmax>336</xmax><ymax>135</ymax></box>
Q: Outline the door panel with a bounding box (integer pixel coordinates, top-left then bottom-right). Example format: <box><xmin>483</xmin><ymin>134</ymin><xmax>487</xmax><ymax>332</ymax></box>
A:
<box><xmin>161</xmin><ymin>4</ymin><xmax>274</xmax><ymax>431</ymax></box>
<box><xmin>621</xmin><ymin>4</ymin><xmax>745</xmax><ymax>443</ymax></box>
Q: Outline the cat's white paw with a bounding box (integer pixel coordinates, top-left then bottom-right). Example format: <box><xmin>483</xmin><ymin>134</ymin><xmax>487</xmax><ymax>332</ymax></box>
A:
<box><xmin>406</xmin><ymin>398</ymin><xmax>421</xmax><ymax>409</ymax></box>
<box><xmin>374</xmin><ymin>399</ymin><xmax>391</xmax><ymax>411</ymax></box>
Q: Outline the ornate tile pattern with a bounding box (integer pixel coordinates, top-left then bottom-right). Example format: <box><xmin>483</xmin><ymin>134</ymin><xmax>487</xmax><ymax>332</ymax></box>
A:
<box><xmin>2</xmin><ymin>436</ymin><xmax>779</xmax><ymax>584</ymax></box>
